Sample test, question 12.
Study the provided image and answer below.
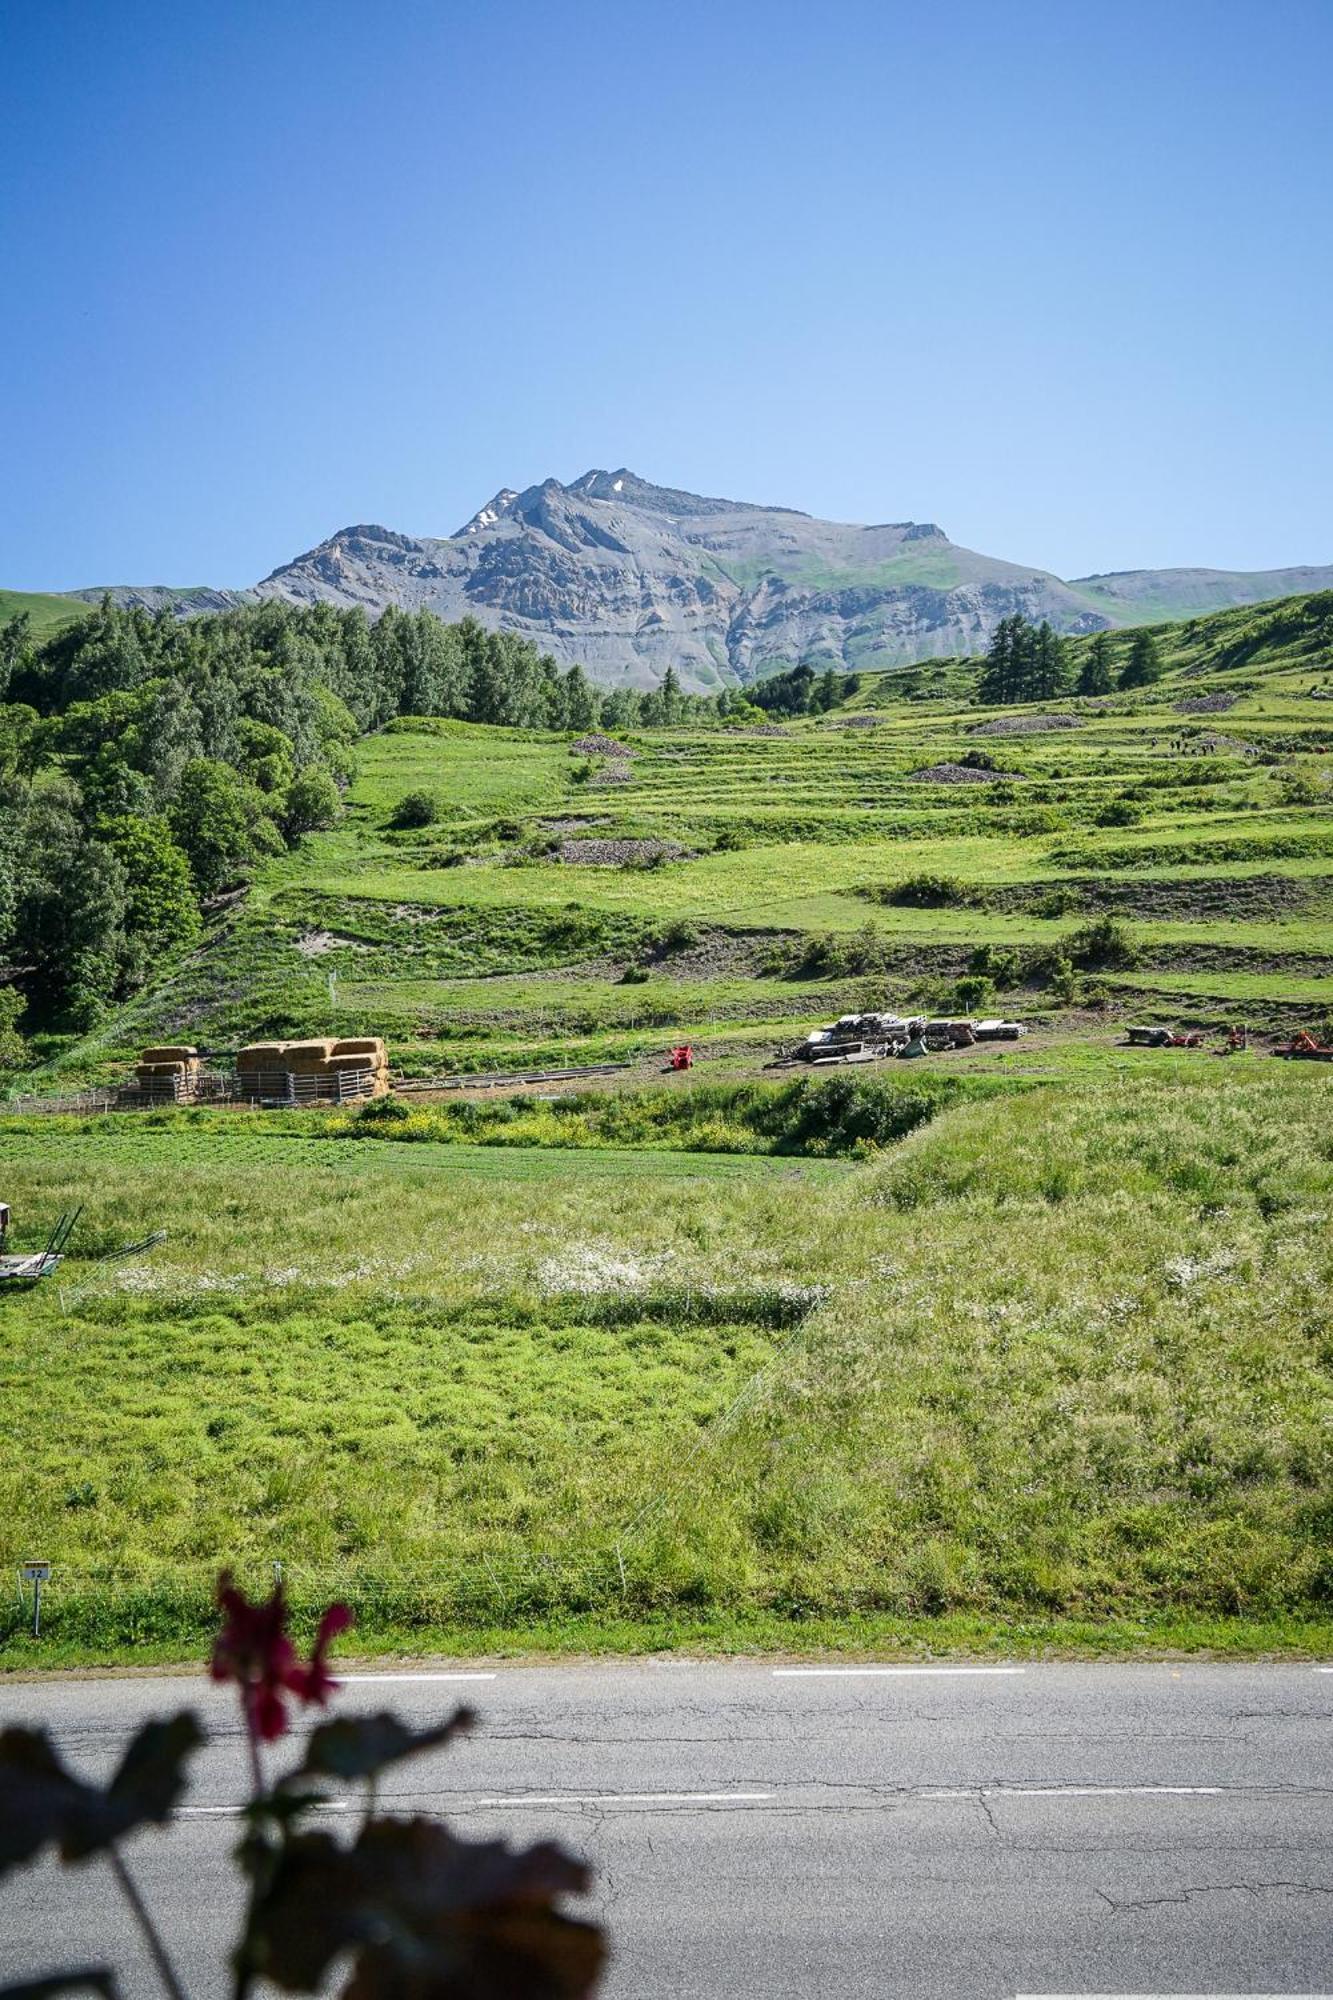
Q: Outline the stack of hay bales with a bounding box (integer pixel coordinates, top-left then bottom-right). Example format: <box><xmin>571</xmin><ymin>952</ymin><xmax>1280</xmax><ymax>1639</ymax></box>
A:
<box><xmin>235</xmin><ymin>1036</ymin><xmax>389</xmax><ymax>1103</ymax></box>
<box><xmin>235</xmin><ymin>1042</ymin><xmax>289</xmax><ymax>1101</ymax></box>
<box><xmin>135</xmin><ymin>1046</ymin><xmax>201</xmax><ymax>1102</ymax></box>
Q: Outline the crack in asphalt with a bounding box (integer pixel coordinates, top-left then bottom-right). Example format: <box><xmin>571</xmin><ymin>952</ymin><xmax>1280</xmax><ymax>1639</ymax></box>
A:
<box><xmin>1097</xmin><ymin>1879</ymin><xmax>1333</xmax><ymax>1913</ymax></box>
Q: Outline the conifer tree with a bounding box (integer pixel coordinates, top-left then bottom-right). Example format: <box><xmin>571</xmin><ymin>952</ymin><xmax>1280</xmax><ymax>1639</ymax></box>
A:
<box><xmin>1120</xmin><ymin>629</ymin><xmax>1164</xmax><ymax>689</ymax></box>
<box><xmin>1077</xmin><ymin>632</ymin><xmax>1113</xmax><ymax>696</ymax></box>
<box><xmin>1030</xmin><ymin>620</ymin><xmax>1071</xmax><ymax>701</ymax></box>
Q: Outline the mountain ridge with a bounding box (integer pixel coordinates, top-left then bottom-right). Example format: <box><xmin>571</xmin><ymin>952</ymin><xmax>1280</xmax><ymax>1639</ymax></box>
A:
<box><xmin>52</xmin><ymin>468</ymin><xmax>1333</xmax><ymax>692</ymax></box>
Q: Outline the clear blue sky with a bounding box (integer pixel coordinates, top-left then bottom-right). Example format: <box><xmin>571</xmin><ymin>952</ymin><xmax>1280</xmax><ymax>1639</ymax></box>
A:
<box><xmin>3</xmin><ymin>0</ymin><xmax>1330</xmax><ymax>590</ymax></box>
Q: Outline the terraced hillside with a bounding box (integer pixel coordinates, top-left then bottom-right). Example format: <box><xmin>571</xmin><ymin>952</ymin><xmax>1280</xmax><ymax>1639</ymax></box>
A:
<box><xmin>38</xmin><ymin>590</ymin><xmax>1333</xmax><ymax>1087</ymax></box>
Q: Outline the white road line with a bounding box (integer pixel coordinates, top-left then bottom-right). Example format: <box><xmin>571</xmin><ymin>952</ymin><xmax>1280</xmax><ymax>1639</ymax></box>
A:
<box><xmin>183</xmin><ymin>1791</ymin><xmax>772</xmax><ymax>1817</ymax></box>
<box><xmin>924</xmin><ymin>1785</ymin><xmax>1224</xmax><ymax>1800</ymax></box>
<box><xmin>467</xmin><ymin>1792</ymin><xmax>774</xmax><ymax>1808</ymax></box>
<box><xmin>772</xmin><ymin>1666</ymin><xmax>1025</xmax><ymax>1677</ymax></box>
<box><xmin>338</xmin><ymin>1672</ymin><xmax>498</xmax><ymax>1683</ymax></box>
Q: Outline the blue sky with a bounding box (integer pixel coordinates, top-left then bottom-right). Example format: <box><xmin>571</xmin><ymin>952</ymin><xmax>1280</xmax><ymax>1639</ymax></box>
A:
<box><xmin>3</xmin><ymin>0</ymin><xmax>1330</xmax><ymax>590</ymax></box>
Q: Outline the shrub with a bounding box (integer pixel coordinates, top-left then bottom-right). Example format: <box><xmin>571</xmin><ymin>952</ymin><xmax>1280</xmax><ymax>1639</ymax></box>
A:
<box><xmin>391</xmin><ymin>789</ymin><xmax>441</xmax><ymax>829</ymax></box>
<box><xmin>954</xmin><ymin>974</ymin><xmax>993</xmax><ymax>1011</ymax></box>
<box><xmin>878</xmin><ymin>872</ymin><xmax>970</xmax><ymax>908</ymax></box>
<box><xmin>284</xmin><ymin>765</ymin><xmax>342</xmax><ymax>835</ymax></box>
<box><xmin>1068</xmin><ymin>915</ymin><xmax>1140</xmax><ymax>969</ymax></box>
<box><xmin>354</xmin><ymin>1093</ymin><xmax>411</xmax><ymax>1125</ymax></box>
<box><xmin>620</xmin><ymin>965</ymin><xmax>651</xmax><ymax>984</ymax></box>
<box><xmin>968</xmin><ymin>945</ymin><xmax>1020</xmax><ymax>987</ymax></box>
<box><xmin>1094</xmin><ymin>797</ymin><xmax>1143</xmax><ymax>827</ymax></box>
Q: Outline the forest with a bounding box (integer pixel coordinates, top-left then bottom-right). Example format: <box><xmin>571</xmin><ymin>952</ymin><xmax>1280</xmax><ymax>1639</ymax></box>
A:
<box><xmin>0</xmin><ymin>596</ymin><xmax>727</xmax><ymax>1035</ymax></box>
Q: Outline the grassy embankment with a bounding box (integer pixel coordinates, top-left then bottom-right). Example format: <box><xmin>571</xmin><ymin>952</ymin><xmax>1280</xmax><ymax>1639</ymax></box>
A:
<box><xmin>2</xmin><ymin>1068</ymin><xmax>1331</xmax><ymax>1663</ymax></box>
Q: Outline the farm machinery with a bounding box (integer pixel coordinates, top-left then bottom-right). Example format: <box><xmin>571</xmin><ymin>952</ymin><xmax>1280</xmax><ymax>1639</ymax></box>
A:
<box><xmin>772</xmin><ymin>1011</ymin><xmax>1026</xmax><ymax>1069</ymax></box>
<box><xmin>1273</xmin><ymin>1030</ymin><xmax>1333</xmax><ymax>1062</ymax></box>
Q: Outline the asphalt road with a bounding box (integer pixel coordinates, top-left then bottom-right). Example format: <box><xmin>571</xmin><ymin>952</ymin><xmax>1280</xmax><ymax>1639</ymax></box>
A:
<box><xmin>2</xmin><ymin>1661</ymin><xmax>1331</xmax><ymax>1997</ymax></box>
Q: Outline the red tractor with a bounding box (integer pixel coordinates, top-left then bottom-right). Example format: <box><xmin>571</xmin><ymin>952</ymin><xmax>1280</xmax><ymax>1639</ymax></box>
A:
<box><xmin>668</xmin><ymin>1045</ymin><xmax>695</xmax><ymax>1071</ymax></box>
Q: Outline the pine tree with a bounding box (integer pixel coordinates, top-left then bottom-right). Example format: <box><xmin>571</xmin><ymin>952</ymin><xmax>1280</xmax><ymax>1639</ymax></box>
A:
<box><xmin>977</xmin><ymin>616</ymin><xmax>1016</xmax><ymax>705</ymax></box>
<box><xmin>1077</xmin><ymin>632</ymin><xmax>1113</xmax><ymax>696</ymax></box>
<box><xmin>1029</xmin><ymin>621</ymin><xmax>1070</xmax><ymax>701</ymax></box>
<box><xmin>978</xmin><ymin>614</ymin><xmax>1039</xmax><ymax>705</ymax></box>
<box><xmin>1120</xmin><ymin>630</ymin><xmax>1163</xmax><ymax>689</ymax></box>
<box><xmin>659</xmin><ymin>665</ymin><xmax>684</xmax><ymax>726</ymax></box>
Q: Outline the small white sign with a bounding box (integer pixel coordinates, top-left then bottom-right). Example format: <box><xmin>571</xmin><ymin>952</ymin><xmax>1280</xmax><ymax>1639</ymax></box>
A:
<box><xmin>20</xmin><ymin>1562</ymin><xmax>51</xmax><ymax>1582</ymax></box>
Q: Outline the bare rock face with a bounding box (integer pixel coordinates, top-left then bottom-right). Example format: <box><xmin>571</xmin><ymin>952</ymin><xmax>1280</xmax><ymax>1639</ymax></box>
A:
<box><xmin>252</xmin><ymin>469</ymin><xmax>1117</xmax><ymax>692</ymax></box>
<box><xmin>70</xmin><ymin>469</ymin><xmax>1333</xmax><ymax>694</ymax></box>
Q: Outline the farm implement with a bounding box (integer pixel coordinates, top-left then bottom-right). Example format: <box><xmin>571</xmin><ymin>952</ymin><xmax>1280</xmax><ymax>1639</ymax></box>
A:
<box><xmin>1273</xmin><ymin>1030</ymin><xmax>1333</xmax><ymax>1062</ymax></box>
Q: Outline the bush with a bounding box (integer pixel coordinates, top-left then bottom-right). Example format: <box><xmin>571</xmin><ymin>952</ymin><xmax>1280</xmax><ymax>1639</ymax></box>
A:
<box><xmin>391</xmin><ymin>789</ymin><xmax>441</xmax><ymax>829</ymax></box>
<box><xmin>878</xmin><ymin>872</ymin><xmax>970</xmax><ymax>908</ymax></box>
<box><xmin>647</xmin><ymin>920</ymin><xmax>699</xmax><ymax>956</ymax></box>
<box><xmin>968</xmin><ymin>945</ymin><xmax>1020</xmax><ymax>987</ymax></box>
<box><xmin>284</xmin><ymin>766</ymin><xmax>342</xmax><ymax>835</ymax></box>
<box><xmin>353</xmin><ymin>1093</ymin><xmax>411</xmax><ymax>1125</ymax></box>
<box><xmin>619</xmin><ymin>965</ymin><xmax>651</xmax><ymax>984</ymax></box>
<box><xmin>1094</xmin><ymin>797</ymin><xmax>1143</xmax><ymax>827</ymax></box>
<box><xmin>954</xmin><ymin>974</ymin><xmax>993</xmax><ymax>1011</ymax></box>
<box><xmin>1068</xmin><ymin>915</ymin><xmax>1140</xmax><ymax>969</ymax></box>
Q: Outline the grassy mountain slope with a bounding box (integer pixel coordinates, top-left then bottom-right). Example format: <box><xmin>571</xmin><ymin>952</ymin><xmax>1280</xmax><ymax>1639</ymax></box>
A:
<box><xmin>5</xmin><ymin>589</ymin><xmax>1333</xmax><ymax>1661</ymax></box>
<box><xmin>0</xmin><ymin>586</ymin><xmax>93</xmax><ymax>636</ymax></box>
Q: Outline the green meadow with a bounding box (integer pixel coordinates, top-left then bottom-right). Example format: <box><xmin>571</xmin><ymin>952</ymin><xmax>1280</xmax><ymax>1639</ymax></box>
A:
<box><xmin>5</xmin><ymin>591</ymin><xmax>1333</xmax><ymax>1662</ymax></box>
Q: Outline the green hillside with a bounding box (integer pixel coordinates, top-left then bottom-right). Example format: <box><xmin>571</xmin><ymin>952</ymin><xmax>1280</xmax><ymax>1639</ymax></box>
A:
<box><xmin>33</xmin><ymin>588</ymin><xmax>1333</xmax><ymax>1086</ymax></box>
<box><xmin>0</xmin><ymin>586</ymin><xmax>93</xmax><ymax>636</ymax></box>
<box><xmin>3</xmin><ymin>590</ymin><xmax>1333</xmax><ymax>1662</ymax></box>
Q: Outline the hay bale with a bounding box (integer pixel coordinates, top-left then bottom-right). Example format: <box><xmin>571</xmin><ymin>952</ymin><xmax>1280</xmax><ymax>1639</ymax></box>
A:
<box><xmin>331</xmin><ymin>1038</ymin><xmax>386</xmax><ymax>1059</ymax></box>
<box><xmin>136</xmin><ymin>1059</ymin><xmax>192</xmax><ymax>1077</ymax></box>
<box><xmin>326</xmin><ymin>1053</ymin><xmax>381</xmax><ymax>1074</ymax></box>
<box><xmin>238</xmin><ymin>1042</ymin><xmax>289</xmax><ymax>1065</ymax></box>
<box><xmin>283</xmin><ymin>1038</ymin><xmax>336</xmax><ymax>1058</ymax></box>
<box><xmin>139</xmin><ymin>1045</ymin><xmax>199</xmax><ymax>1063</ymax></box>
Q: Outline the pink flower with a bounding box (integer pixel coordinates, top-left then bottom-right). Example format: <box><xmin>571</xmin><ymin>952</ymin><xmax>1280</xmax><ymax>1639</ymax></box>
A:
<box><xmin>210</xmin><ymin>1574</ymin><xmax>353</xmax><ymax>1742</ymax></box>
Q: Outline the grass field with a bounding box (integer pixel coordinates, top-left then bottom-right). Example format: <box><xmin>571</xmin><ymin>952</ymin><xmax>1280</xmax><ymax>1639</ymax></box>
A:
<box><xmin>5</xmin><ymin>592</ymin><xmax>1333</xmax><ymax>1664</ymax></box>
<box><xmin>3</xmin><ymin>1067</ymin><xmax>1333</xmax><ymax>1662</ymax></box>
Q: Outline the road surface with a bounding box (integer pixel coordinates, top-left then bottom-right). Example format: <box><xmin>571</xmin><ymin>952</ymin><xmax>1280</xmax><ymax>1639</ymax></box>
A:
<box><xmin>1</xmin><ymin>1660</ymin><xmax>1330</xmax><ymax>1996</ymax></box>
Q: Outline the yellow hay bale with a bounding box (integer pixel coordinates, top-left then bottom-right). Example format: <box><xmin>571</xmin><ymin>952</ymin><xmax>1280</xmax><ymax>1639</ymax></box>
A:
<box><xmin>331</xmin><ymin>1038</ymin><xmax>386</xmax><ymax>1058</ymax></box>
<box><xmin>136</xmin><ymin>1060</ymin><xmax>192</xmax><ymax>1077</ymax></box>
<box><xmin>139</xmin><ymin>1045</ymin><xmax>198</xmax><ymax>1064</ymax></box>
<box><xmin>325</xmin><ymin>1053</ymin><xmax>382</xmax><ymax>1074</ymax></box>
<box><xmin>238</xmin><ymin>1042</ymin><xmax>288</xmax><ymax>1065</ymax></box>
<box><xmin>283</xmin><ymin>1038</ymin><xmax>336</xmax><ymax>1059</ymax></box>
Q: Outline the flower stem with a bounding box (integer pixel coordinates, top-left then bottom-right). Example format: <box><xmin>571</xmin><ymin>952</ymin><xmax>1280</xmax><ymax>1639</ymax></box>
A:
<box><xmin>245</xmin><ymin>1720</ymin><xmax>265</xmax><ymax>1799</ymax></box>
<box><xmin>109</xmin><ymin>1845</ymin><xmax>190</xmax><ymax>2000</ymax></box>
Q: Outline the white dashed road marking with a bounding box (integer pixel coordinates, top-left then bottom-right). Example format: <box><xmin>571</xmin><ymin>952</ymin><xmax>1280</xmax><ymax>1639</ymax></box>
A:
<box><xmin>772</xmin><ymin>1665</ymin><xmax>1025</xmax><ymax>1677</ymax></box>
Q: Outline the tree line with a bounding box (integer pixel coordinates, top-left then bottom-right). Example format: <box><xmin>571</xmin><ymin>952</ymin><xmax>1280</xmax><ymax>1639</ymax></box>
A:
<box><xmin>977</xmin><ymin>615</ymin><xmax>1163</xmax><ymax>705</ymax></box>
<box><xmin>0</xmin><ymin>597</ymin><xmax>730</xmax><ymax>1037</ymax></box>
